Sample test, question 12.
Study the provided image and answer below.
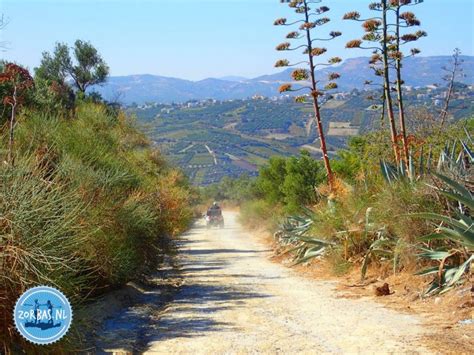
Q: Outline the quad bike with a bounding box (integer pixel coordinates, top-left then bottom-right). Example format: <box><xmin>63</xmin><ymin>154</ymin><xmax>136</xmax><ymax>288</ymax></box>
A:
<box><xmin>205</xmin><ymin>214</ymin><xmax>224</xmax><ymax>229</ymax></box>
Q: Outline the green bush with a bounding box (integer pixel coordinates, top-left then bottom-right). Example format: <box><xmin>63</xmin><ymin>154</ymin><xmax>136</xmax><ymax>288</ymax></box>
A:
<box><xmin>269</xmin><ymin>120</ymin><xmax>473</xmax><ymax>280</ymax></box>
<box><xmin>255</xmin><ymin>150</ymin><xmax>325</xmax><ymax>213</ymax></box>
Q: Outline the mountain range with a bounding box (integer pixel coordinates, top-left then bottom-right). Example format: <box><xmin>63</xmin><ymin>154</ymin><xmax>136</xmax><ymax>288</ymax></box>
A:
<box><xmin>93</xmin><ymin>56</ymin><xmax>474</xmax><ymax>104</ymax></box>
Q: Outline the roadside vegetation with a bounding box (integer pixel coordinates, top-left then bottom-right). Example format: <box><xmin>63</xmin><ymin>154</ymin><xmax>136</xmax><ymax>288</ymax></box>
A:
<box><xmin>203</xmin><ymin>0</ymin><xmax>473</xmax><ymax>300</ymax></box>
<box><xmin>0</xmin><ymin>42</ymin><xmax>193</xmax><ymax>353</ymax></box>
<box><xmin>205</xmin><ymin>119</ymin><xmax>473</xmax><ymax>292</ymax></box>
<box><xmin>1</xmin><ymin>0</ymin><xmax>472</xmax><ymax>352</ymax></box>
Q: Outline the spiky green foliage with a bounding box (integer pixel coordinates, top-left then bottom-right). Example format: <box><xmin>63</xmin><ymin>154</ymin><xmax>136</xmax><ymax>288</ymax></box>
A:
<box><xmin>412</xmin><ymin>172</ymin><xmax>473</xmax><ymax>295</ymax></box>
<box><xmin>380</xmin><ymin>130</ymin><xmax>473</xmax><ymax>185</ymax></box>
<box><xmin>264</xmin><ymin>125</ymin><xmax>474</xmax><ymax>279</ymax></box>
<box><xmin>276</xmin><ymin>209</ymin><xmax>334</xmax><ymax>265</ymax></box>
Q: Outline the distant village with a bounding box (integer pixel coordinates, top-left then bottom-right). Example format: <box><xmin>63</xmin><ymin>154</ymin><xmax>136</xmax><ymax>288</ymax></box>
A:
<box><xmin>130</xmin><ymin>83</ymin><xmax>474</xmax><ymax>185</ymax></box>
<box><xmin>130</xmin><ymin>83</ymin><xmax>474</xmax><ymax>117</ymax></box>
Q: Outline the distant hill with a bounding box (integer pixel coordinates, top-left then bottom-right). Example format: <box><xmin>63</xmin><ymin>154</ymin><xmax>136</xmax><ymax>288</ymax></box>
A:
<box><xmin>93</xmin><ymin>56</ymin><xmax>474</xmax><ymax>104</ymax></box>
<box><xmin>219</xmin><ymin>75</ymin><xmax>248</xmax><ymax>82</ymax></box>
<box><xmin>132</xmin><ymin>85</ymin><xmax>474</xmax><ymax>185</ymax></box>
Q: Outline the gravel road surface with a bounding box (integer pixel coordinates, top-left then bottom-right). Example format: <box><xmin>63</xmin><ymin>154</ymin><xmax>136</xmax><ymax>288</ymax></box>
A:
<box><xmin>144</xmin><ymin>212</ymin><xmax>430</xmax><ymax>354</ymax></box>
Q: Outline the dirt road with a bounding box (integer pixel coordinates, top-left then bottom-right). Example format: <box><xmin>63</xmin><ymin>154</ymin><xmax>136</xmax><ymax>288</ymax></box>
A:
<box><xmin>143</xmin><ymin>212</ymin><xmax>430</xmax><ymax>354</ymax></box>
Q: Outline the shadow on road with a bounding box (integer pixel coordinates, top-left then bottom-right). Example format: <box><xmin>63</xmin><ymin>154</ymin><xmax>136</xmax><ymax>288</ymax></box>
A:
<box><xmin>143</xmin><ymin>283</ymin><xmax>271</xmax><ymax>346</ymax></box>
<box><xmin>182</xmin><ymin>248</ymin><xmax>269</xmax><ymax>255</ymax></box>
<box><xmin>142</xmin><ymin>236</ymin><xmax>273</xmax><ymax>349</ymax></box>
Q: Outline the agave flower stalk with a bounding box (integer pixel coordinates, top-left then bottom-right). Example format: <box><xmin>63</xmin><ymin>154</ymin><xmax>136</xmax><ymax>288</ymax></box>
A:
<box><xmin>344</xmin><ymin>1</ymin><xmax>400</xmax><ymax>164</ymax></box>
<box><xmin>275</xmin><ymin>0</ymin><xmax>342</xmax><ymax>190</ymax></box>
<box><xmin>389</xmin><ymin>0</ymin><xmax>426</xmax><ymax>172</ymax></box>
<box><xmin>439</xmin><ymin>48</ymin><xmax>464</xmax><ymax>127</ymax></box>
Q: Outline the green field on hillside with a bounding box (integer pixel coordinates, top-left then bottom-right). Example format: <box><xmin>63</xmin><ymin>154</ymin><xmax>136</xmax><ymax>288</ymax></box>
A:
<box><xmin>131</xmin><ymin>87</ymin><xmax>474</xmax><ymax>185</ymax></box>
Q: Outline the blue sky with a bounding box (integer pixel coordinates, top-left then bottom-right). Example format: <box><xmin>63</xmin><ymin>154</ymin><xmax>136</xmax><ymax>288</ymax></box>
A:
<box><xmin>0</xmin><ymin>0</ymin><xmax>473</xmax><ymax>80</ymax></box>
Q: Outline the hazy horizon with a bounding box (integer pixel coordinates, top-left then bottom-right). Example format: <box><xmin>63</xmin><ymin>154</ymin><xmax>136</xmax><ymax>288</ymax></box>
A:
<box><xmin>1</xmin><ymin>0</ymin><xmax>473</xmax><ymax>80</ymax></box>
<box><xmin>101</xmin><ymin>54</ymin><xmax>474</xmax><ymax>81</ymax></box>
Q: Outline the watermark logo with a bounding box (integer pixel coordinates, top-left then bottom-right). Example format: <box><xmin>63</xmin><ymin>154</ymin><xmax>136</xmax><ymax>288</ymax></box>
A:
<box><xmin>13</xmin><ymin>286</ymin><xmax>73</xmax><ymax>345</ymax></box>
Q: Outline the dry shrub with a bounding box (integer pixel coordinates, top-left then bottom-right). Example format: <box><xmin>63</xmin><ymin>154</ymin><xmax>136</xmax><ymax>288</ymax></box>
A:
<box><xmin>1</xmin><ymin>103</ymin><xmax>193</xmax><ymax>352</ymax></box>
<box><xmin>0</xmin><ymin>160</ymin><xmax>95</xmax><ymax>352</ymax></box>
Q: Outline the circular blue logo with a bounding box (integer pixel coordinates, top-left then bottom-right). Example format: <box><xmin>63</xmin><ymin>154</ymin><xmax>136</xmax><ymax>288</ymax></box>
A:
<box><xmin>13</xmin><ymin>286</ymin><xmax>73</xmax><ymax>345</ymax></box>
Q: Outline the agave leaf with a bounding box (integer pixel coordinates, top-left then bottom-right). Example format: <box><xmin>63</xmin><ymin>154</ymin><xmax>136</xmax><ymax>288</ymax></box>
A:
<box><xmin>415</xmin><ymin>266</ymin><xmax>438</xmax><ymax>276</ymax></box>
<box><xmin>380</xmin><ymin>160</ymin><xmax>393</xmax><ymax>184</ymax></box>
<box><xmin>438</xmin><ymin>190</ymin><xmax>474</xmax><ymax>211</ymax></box>
<box><xmin>411</xmin><ymin>212</ymin><xmax>472</xmax><ymax>234</ymax></box>
<box><xmin>438</xmin><ymin>285</ymin><xmax>456</xmax><ymax>295</ymax></box>
<box><xmin>398</xmin><ymin>159</ymin><xmax>404</xmax><ymax>177</ymax></box>
<box><xmin>440</xmin><ymin>191</ymin><xmax>474</xmax><ymax>213</ymax></box>
<box><xmin>445</xmin><ymin>254</ymin><xmax>474</xmax><ymax>288</ymax></box>
<box><xmin>282</xmin><ymin>245</ymin><xmax>305</xmax><ymax>255</ymax></box>
<box><xmin>418</xmin><ymin>233</ymin><xmax>453</xmax><ymax>242</ymax></box>
<box><xmin>456</xmin><ymin>150</ymin><xmax>464</xmax><ymax>166</ymax></box>
<box><xmin>460</xmin><ymin>141</ymin><xmax>473</xmax><ymax>162</ymax></box>
<box><xmin>438</xmin><ymin>225</ymin><xmax>474</xmax><ymax>246</ymax></box>
<box><xmin>408</xmin><ymin>152</ymin><xmax>415</xmax><ymax>181</ymax></box>
<box><xmin>423</xmin><ymin>268</ymin><xmax>457</xmax><ymax>296</ymax></box>
<box><xmin>296</xmin><ymin>236</ymin><xmax>333</xmax><ymax>245</ymax></box>
<box><xmin>450</xmin><ymin>141</ymin><xmax>457</xmax><ymax>161</ymax></box>
<box><xmin>464</xmin><ymin>127</ymin><xmax>473</xmax><ymax>145</ymax></box>
<box><xmin>433</xmin><ymin>172</ymin><xmax>472</xmax><ymax>199</ymax></box>
<box><xmin>418</xmin><ymin>250</ymin><xmax>451</xmax><ymax>260</ymax></box>
<box><xmin>424</xmin><ymin>281</ymin><xmax>441</xmax><ymax>296</ymax></box>
<box><xmin>301</xmin><ymin>206</ymin><xmax>317</xmax><ymax>218</ymax></box>
<box><xmin>415</xmin><ymin>265</ymin><xmax>457</xmax><ymax>276</ymax></box>
<box><xmin>293</xmin><ymin>247</ymin><xmax>326</xmax><ymax>265</ymax></box>
<box><xmin>456</xmin><ymin>212</ymin><xmax>474</xmax><ymax>230</ymax></box>
<box><xmin>437</xmin><ymin>150</ymin><xmax>444</xmax><ymax>167</ymax></box>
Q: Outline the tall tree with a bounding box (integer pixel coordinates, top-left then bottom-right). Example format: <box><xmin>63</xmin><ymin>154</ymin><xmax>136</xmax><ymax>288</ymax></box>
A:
<box><xmin>35</xmin><ymin>40</ymin><xmax>109</xmax><ymax>95</ymax></box>
<box><xmin>35</xmin><ymin>43</ymin><xmax>71</xmax><ymax>87</ymax></box>
<box><xmin>344</xmin><ymin>2</ymin><xmax>400</xmax><ymax>164</ymax></box>
<box><xmin>389</xmin><ymin>0</ymin><xmax>426</xmax><ymax>170</ymax></box>
<box><xmin>274</xmin><ymin>0</ymin><xmax>342</xmax><ymax>190</ymax></box>
<box><xmin>344</xmin><ymin>0</ymin><xmax>426</xmax><ymax>170</ymax></box>
<box><xmin>70</xmin><ymin>40</ymin><xmax>109</xmax><ymax>94</ymax></box>
<box><xmin>0</xmin><ymin>64</ymin><xmax>34</xmax><ymax>165</ymax></box>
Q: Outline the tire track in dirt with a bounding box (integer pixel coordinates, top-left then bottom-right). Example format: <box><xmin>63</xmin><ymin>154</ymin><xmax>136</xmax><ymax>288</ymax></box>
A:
<box><xmin>144</xmin><ymin>212</ymin><xmax>431</xmax><ymax>354</ymax></box>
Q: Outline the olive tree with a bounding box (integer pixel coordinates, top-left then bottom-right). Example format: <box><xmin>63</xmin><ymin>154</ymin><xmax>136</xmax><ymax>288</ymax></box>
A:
<box><xmin>36</xmin><ymin>40</ymin><xmax>109</xmax><ymax>96</ymax></box>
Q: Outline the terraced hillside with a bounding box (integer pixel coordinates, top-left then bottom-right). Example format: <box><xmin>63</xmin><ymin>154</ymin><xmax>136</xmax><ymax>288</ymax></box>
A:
<box><xmin>131</xmin><ymin>86</ymin><xmax>474</xmax><ymax>185</ymax></box>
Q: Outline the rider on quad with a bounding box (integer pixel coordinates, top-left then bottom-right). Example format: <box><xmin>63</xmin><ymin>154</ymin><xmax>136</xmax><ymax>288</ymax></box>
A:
<box><xmin>205</xmin><ymin>202</ymin><xmax>224</xmax><ymax>228</ymax></box>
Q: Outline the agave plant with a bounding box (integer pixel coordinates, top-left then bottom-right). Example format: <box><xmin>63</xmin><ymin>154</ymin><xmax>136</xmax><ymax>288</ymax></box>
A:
<box><xmin>278</xmin><ymin>206</ymin><xmax>396</xmax><ymax>276</ymax></box>
<box><xmin>380</xmin><ymin>156</ymin><xmax>416</xmax><ymax>184</ymax></box>
<box><xmin>354</xmin><ymin>207</ymin><xmax>403</xmax><ymax>281</ymax></box>
<box><xmin>436</xmin><ymin>138</ymin><xmax>473</xmax><ymax>181</ymax></box>
<box><xmin>276</xmin><ymin>208</ymin><xmax>334</xmax><ymax>265</ymax></box>
<box><xmin>412</xmin><ymin>172</ymin><xmax>473</xmax><ymax>295</ymax></box>
<box><xmin>381</xmin><ymin>133</ymin><xmax>473</xmax><ymax>185</ymax></box>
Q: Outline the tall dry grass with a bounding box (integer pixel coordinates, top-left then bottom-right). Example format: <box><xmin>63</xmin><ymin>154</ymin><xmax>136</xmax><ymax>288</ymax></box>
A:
<box><xmin>0</xmin><ymin>103</ymin><xmax>193</xmax><ymax>352</ymax></box>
